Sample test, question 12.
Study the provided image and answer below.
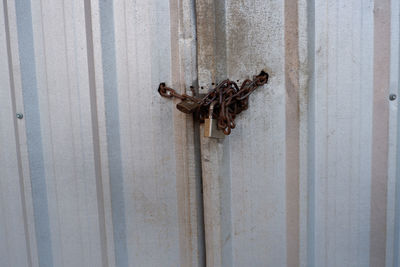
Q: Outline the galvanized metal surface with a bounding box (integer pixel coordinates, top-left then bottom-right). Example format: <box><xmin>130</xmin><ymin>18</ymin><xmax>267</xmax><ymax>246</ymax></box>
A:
<box><xmin>197</xmin><ymin>0</ymin><xmax>400</xmax><ymax>266</ymax></box>
<box><xmin>1</xmin><ymin>0</ymin><xmax>400</xmax><ymax>267</ymax></box>
<box><xmin>1</xmin><ymin>0</ymin><xmax>203</xmax><ymax>266</ymax></box>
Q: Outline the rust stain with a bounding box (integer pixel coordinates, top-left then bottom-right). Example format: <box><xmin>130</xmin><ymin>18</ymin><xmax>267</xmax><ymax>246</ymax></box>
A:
<box><xmin>284</xmin><ymin>0</ymin><xmax>300</xmax><ymax>266</ymax></box>
<box><xmin>370</xmin><ymin>0</ymin><xmax>390</xmax><ymax>266</ymax></box>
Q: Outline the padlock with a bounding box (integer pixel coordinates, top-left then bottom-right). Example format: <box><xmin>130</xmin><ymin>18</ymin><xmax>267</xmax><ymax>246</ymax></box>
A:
<box><xmin>204</xmin><ymin>101</ymin><xmax>225</xmax><ymax>138</ymax></box>
<box><xmin>176</xmin><ymin>99</ymin><xmax>200</xmax><ymax>114</ymax></box>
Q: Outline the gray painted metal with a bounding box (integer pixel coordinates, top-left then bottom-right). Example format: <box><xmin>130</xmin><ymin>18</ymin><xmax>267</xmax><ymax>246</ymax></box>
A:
<box><xmin>1</xmin><ymin>0</ymin><xmax>400</xmax><ymax>267</ymax></box>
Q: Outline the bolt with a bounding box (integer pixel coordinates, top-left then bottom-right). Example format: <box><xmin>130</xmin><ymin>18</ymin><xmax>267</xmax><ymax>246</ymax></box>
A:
<box><xmin>16</xmin><ymin>113</ymin><xmax>23</xmax><ymax>119</ymax></box>
<box><xmin>389</xmin><ymin>94</ymin><xmax>397</xmax><ymax>101</ymax></box>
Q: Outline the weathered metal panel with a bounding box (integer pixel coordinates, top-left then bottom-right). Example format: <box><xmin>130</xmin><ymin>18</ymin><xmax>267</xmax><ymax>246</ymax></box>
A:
<box><xmin>387</xmin><ymin>1</ymin><xmax>400</xmax><ymax>267</ymax></box>
<box><xmin>1</xmin><ymin>0</ymin><xmax>203</xmax><ymax>266</ymax></box>
<box><xmin>2</xmin><ymin>0</ymin><xmax>400</xmax><ymax>266</ymax></box>
<box><xmin>196</xmin><ymin>0</ymin><xmax>400</xmax><ymax>266</ymax></box>
<box><xmin>312</xmin><ymin>1</ymin><xmax>375</xmax><ymax>266</ymax></box>
<box><xmin>0</xmin><ymin>1</ymin><xmax>31</xmax><ymax>266</ymax></box>
<box><xmin>225</xmin><ymin>1</ymin><xmax>287</xmax><ymax>265</ymax></box>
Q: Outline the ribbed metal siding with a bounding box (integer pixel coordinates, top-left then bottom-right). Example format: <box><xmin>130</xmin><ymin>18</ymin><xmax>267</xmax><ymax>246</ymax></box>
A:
<box><xmin>1</xmin><ymin>0</ymin><xmax>400</xmax><ymax>266</ymax></box>
<box><xmin>0</xmin><ymin>0</ymin><xmax>203</xmax><ymax>266</ymax></box>
<box><xmin>196</xmin><ymin>0</ymin><xmax>400</xmax><ymax>266</ymax></box>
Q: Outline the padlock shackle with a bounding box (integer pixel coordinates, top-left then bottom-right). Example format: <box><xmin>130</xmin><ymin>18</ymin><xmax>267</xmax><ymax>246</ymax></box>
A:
<box><xmin>209</xmin><ymin>100</ymin><xmax>218</xmax><ymax>119</ymax></box>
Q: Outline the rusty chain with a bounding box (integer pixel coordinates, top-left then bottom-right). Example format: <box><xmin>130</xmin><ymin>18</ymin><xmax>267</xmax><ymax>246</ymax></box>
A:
<box><xmin>158</xmin><ymin>71</ymin><xmax>269</xmax><ymax>135</ymax></box>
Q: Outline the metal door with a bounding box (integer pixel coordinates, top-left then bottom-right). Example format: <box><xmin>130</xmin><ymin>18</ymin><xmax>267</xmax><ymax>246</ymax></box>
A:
<box><xmin>195</xmin><ymin>0</ymin><xmax>400</xmax><ymax>266</ymax></box>
<box><xmin>1</xmin><ymin>0</ymin><xmax>203</xmax><ymax>266</ymax></box>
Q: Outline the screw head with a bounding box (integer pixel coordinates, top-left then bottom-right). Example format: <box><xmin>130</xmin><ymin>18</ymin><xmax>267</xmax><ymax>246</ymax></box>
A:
<box><xmin>389</xmin><ymin>94</ymin><xmax>397</xmax><ymax>101</ymax></box>
<box><xmin>16</xmin><ymin>113</ymin><xmax>23</xmax><ymax>119</ymax></box>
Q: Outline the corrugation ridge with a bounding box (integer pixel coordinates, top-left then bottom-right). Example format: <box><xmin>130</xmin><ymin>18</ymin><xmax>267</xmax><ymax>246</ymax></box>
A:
<box><xmin>83</xmin><ymin>1</ymin><xmax>109</xmax><ymax>266</ymax></box>
<box><xmin>98</xmin><ymin>0</ymin><xmax>129</xmax><ymax>266</ymax></box>
<box><xmin>14</xmin><ymin>0</ymin><xmax>54</xmax><ymax>265</ymax></box>
<box><xmin>2</xmin><ymin>0</ymin><xmax>32</xmax><ymax>265</ymax></box>
<box><xmin>284</xmin><ymin>0</ymin><xmax>300</xmax><ymax>265</ymax></box>
<box><xmin>392</xmin><ymin>0</ymin><xmax>400</xmax><ymax>265</ymax></box>
<box><xmin>306</xmin><ymin>0</ymin><xmax>316</xmax><ymax>266</ymax></box>
<box><xmin>370</xmin><ymin>0</ymin><xmax>390</xmax><ymax>265</ymax></box>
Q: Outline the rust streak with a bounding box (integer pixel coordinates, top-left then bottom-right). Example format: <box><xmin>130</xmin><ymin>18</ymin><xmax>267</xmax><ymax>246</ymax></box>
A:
<box><xmin>370</xmin><ymin>0</ymin><xmax>391</xmax><ymax>266</ymax></box>
<box><xmin>285</xmin><ymin>0</ymin><xmax>300</xmax><ymax>266</ymax></box>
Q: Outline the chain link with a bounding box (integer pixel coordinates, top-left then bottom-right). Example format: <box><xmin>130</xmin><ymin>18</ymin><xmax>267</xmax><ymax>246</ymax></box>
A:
<box><xmin>158</xmin><ymin>71</ymin><xmax>269</xmax><ymax>135</ymax></box>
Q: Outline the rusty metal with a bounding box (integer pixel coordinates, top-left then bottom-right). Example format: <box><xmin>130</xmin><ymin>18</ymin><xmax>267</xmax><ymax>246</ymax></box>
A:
<box><xmin>158</xmin><ymin>71</ymin><xmax>269</xmax><ymax>135</ymax></box>
<box><xmin>176</xmin><ymin>99</ymin><xmax>201</xmax><ymax>114</ymax></box>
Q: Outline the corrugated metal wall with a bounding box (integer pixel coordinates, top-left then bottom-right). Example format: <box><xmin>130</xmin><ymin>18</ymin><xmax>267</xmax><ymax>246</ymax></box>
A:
<box><xmin>0</xmin><ymin>0</ymin><xmax>203</xmax><ymax>266</ymax></box>
<box><xmin>1</xmin><ymin>0</ymin><xmax>400</xmax><ymax>266</ymax></box>
<box><xmin>196</xmin><ymin>0</ymin><xmax>400</xmax><ymax>266</ymax></box>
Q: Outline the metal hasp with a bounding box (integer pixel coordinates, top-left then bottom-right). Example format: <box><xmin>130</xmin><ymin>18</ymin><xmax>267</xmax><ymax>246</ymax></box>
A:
<box><xmin>158</xmin><ymin>71</ymin><xmax>269</xmax><ymax>136</ymax></box>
